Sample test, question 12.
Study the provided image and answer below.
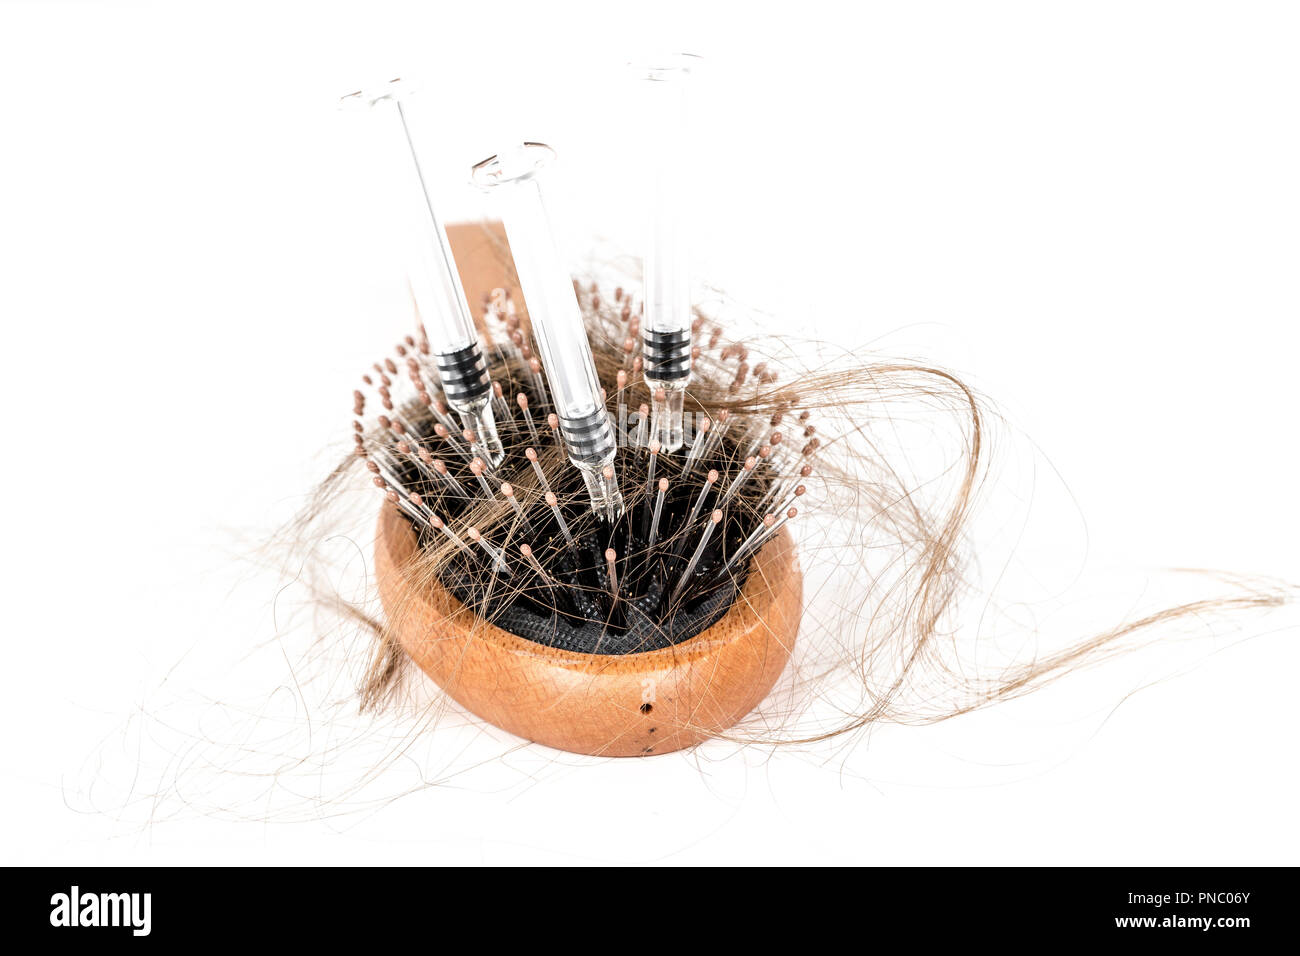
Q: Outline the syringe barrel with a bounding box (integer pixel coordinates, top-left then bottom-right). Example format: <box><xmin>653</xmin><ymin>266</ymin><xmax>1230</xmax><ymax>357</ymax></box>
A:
<box><xmin>370</xmin><ymin>90</ymin><xmax>488</xmax><ymax>407</ymax></box>
<box><xmin>473</xmin><ymin>145</ymin><xmax>615</xmax><ymax>464</ymax></box>
<box><xmin>640</xmin><ymin>57</ymin><xmax>694</xmax><ymax>384</ymax></box>
<box><xmin>473</xmin><ymin>143</ymin><xmax>623</xmax><ymax>518</ymax></box>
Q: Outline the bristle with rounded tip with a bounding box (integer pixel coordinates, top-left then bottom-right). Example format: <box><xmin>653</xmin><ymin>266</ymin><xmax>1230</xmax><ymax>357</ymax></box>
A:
<box><xmin>469</xmin><ymin>457</ymin><xmax>495</xmax><ymax>500</ymax></box>
<box><xmin>670</xmin><ymin>510</ymin><xmax>724</xmax><ymax>608</ymax></box>
<box><xmin>517</xmin><ymin>393</ymin><xmax>540</xmax><ymax>445</ymax></box>
<box><xmin>605</xmin><ymin>548</ymin><xmax>619</xmax><ymax>602</ymax></box>
<box><xmin>544</xmin><ymin>490</ymin><xmax>576</xmax><ymax>549</ymax></box>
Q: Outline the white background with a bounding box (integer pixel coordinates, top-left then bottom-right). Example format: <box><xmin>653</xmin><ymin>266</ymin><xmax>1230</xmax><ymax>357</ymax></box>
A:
<box><xmin>2</xmin><ymin>1</ymin><xmax>1297</xmax><ymax>864</ymax></box>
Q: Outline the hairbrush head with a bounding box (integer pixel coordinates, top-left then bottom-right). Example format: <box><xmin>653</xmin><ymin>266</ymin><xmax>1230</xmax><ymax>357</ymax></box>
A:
<box><xmin>349</xmin><ymin>213</ymin><xmax>807</xmax><ymax>756</ymax></box>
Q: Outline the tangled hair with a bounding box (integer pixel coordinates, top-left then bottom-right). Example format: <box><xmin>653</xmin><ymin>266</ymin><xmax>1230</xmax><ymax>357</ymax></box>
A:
<box><xmin>281</xmin><ymin>221</ymin><xmax>1293</xmax><ymax>761</ymax></box>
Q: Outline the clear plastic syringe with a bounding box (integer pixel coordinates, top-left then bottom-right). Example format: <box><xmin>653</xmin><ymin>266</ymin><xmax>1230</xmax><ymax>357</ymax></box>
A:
<box><xmin>472</xmin><ymin>143</ymin><xmax>624</xmax><ymax>520</ymax></box>
<box><xmin>639</xmin><ymin>54</ymin><xmax>698</xmax><ymax>452</ymax></box>
<box><xmin>341</xmin><ymin>79</ymin><xmax>504</xmax><ymax>467</ymax></box>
